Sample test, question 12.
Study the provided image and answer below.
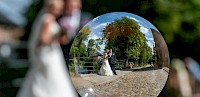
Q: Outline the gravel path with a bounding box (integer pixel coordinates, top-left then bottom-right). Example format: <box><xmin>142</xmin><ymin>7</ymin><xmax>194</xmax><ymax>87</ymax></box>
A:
<box><xmin>71</xmin><ymin>67</ymin><xmax>169</xmax><ymax>97</ymax></box>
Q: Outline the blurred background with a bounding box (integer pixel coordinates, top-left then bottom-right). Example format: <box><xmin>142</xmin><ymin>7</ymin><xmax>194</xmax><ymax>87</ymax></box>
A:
<box><xmin>0</xmin><ymin>0</ymin><xmax>200</xmax><ymax>97</ymax></box>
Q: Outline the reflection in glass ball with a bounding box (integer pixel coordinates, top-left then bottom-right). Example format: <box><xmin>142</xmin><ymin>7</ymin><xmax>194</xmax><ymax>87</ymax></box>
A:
<box><xmin>77</xmin><ymin>87</ymin><xmax>95</xmax><ymax>97</ymax></box>
<box><xmin>69</xmin><ymin>12</ymin><xmax>170</xmax><ymax>97</ymax></box>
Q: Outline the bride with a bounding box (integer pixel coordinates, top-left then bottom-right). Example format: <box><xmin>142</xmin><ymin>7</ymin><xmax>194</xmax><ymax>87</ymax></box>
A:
<box><xmin>99</xmin><ymin>49</ymin><xmax>113</xmax><ymax>76</ymax></box>
<box><xmin>16</xmin><ymin>0</ymin><xmax>78</xmax><ymax>97</ymax></box>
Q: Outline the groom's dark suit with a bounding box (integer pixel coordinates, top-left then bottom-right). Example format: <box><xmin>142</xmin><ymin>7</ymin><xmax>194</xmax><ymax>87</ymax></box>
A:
<box><xmin>108</xmin><ymin>52</ymin><xmax>117</xmax><ymax>75</ymax></box>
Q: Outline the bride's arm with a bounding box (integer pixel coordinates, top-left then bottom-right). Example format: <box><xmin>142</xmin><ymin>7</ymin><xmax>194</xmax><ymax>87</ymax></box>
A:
<box><xmin>104</xmin><ymin>53</ymin><xmax>107</xmax><ymax>59</ymax></box>
<box><xmin>104</xmin><ymin>53</ymin><xmax>110</xmax><ymax>59</ymax></box>
<box><xmin>39</xmin><ymin>14</ymin><xmax>54</xmax><ymax>45</ymax></box>
<box><xmin>59</xmin><ymin>29</ymin><xmax>70</xmax><ymax>45</ymax></box>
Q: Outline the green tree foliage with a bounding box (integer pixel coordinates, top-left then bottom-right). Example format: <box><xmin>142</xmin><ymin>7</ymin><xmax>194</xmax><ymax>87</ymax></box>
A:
<box><xmin>139</xmin><ymin>45</ymin><xmax>153</xmax><ymax>64</ymax></box>
<box><xmin>149</xmin><ymin>0</ymin><xmax>200</xmax><ymax>60</ymax></box>
<box><xmin>103</xmin><ymin>17</ymin><xmax>152</xmax><ymax>67</ymax></box>
<box><xmin>152</xmin><ymin>0</ymin><xmax>200</xmax><ymax>44</ymax></box>
<box><xmin>87</xmin><ymin>39</ymin><xmax>102</xmax><ymax>57</ymax></box>
<box><xmin>69</xmin><ymin>26</ymin><xmax>102</xmax><ymax>73</ymax></box>
<box><xmin>70</xmin><ymin>26</ymin><xmax>101</xmax><ymax>58</ymax></box>
<box><xmin>76</xmin><ymin>26</ymin><xmax>91</xmax><ymax>46</ymax></box>
<box><xmin>69</xmin><ymin>26</ymin><xmax>91</xmax><ymax>58</ymax></box>
<box><xmin>87</xmin><ymin>39</ymin><xmax>95</xmax><ymax>57</ymax></box>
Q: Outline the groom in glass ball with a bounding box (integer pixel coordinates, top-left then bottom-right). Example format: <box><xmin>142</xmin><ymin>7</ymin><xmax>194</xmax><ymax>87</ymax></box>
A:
<box><xmin>108</xmin><ymin>48</ymin><xmax>117</xmax><ymax>75</ymax></box>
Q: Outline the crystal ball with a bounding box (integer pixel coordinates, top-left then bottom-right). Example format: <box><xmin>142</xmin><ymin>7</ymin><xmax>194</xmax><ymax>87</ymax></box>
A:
<box><xmin>69</xmin><ymin>12</ymin><xmax>170</xmax><ymax>97</ymax></box>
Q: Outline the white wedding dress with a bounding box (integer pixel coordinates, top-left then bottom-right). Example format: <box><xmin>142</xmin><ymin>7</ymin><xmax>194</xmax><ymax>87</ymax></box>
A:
<box><xmin>16</xmin><ymin>9</ymin><xmax>78</xmax><ymax>97</ymax></box>
<box><xmin>99</xmin><ymin>53</ymin><xmax>113</xmax><ymax>76</ymax></box>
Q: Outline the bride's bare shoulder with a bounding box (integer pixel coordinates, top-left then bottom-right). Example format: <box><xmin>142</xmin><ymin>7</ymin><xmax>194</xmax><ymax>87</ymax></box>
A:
<box><xmin>104</xmin><ymin>53</ymin><xmax>108</xmax><ymax>55</ymax></box>
<box><xmin>41</xmin><ymin>13</ymin><xmax>55</xmax><ymax>24</ymax></box>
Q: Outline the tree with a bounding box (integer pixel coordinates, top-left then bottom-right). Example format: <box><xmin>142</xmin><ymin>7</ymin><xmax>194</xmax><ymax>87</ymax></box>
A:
<box><xmin>69</xmin><ymin>26</ymin><xmax>91</xmax><ymax>58</ymax></box>
<box><xmin>94</xmin><ymin>38</ymin><xmax>102</xmax><ymax>51</ymax></box>
<box><xmin>87</xmin><ymin>39</ymin><xmax>95</xmax><ymax>57</ymax></box>
<box><xmin>103</xmin><ymin>17</ymin><xmax>151</xmax><ymax>68</ymax></box>
<box><xmin>139</xmin><ymin>45</ymin><xmax>153</xmax><ymax>64</ymax></box>
<box><xmin>76</xmin><ymin>26</ymin><xmax>91</xmax><ymax>47</ymax></box>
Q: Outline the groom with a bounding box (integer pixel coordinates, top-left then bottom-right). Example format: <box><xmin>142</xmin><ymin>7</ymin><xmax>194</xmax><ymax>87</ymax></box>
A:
<box><xmin>57</xmin><ymin>0</ymin><xmax>92</xmax><ymax>68</ymax></box>
<box><xmin>108</xmin><ymin>48</ymin><xmax>117</xmax><ymax>75</ymax></box>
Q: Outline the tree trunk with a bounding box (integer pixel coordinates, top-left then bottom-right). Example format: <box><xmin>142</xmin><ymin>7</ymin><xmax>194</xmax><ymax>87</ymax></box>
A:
<box><xmin>135</xmin><ymin>60</ymin><xmax>138</xmax><ymax>67</ymax></box>
<box><xmin>125</xmin><ymin>58</ymin><xmax>129</xmax><ymax>68</ymax></box>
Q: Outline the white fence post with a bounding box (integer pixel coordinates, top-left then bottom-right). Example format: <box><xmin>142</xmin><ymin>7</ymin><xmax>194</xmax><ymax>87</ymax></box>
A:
<box><xmin>73</xmin><ymin>57</ymin><xmax>79</xmax><ymax>76</ymax></box>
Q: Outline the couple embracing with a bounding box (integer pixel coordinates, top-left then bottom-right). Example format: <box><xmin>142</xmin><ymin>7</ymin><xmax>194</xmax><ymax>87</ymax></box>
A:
<box><xmin>99</xmin><ymin>48</ymin><xmax>117</xmax><ymax>76</ymax></box>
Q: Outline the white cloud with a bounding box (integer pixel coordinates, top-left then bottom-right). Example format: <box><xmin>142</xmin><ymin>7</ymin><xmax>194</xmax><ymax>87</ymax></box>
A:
<box><xmin>147</xmin><ymin>41</ymin><xmax>154</xmax><ymax>49</ymax></box>
<box><xmin>91</xmin><ymin>16</ymin><xmax>100</xmax><ymax>22</ymax></box>
<box><xmin>147</xmin><ymin>41</ymin><xmax>155</xmax><ymax>54</ymax></box>
<box><xmin>99</xmin><ymin>44</ymin><xmax>106</xmax><ymax>54</ymax></box>
<box><xmin>93</xmin><ymin>22</ymin><xmax>109</xmax><ymax>30</ymax></box>
<box><xmin>126</xmin><ymin>16</ymin><xmax>149</xmax><ymax>35</ymax></box>
<box><xmin>140</xmin><ymin>25</ymin><xmax>149</xmax><ymax>34</ymax></box>
<box><xmin>88</xmin><ymin>34</ymin><xmax>99</xmax><ymax>40</ymax></box>
<box><xmin>147</xmin><ymin>37</ymin><xmax>154</xmax><ymax>41</ymax></box>
<box><xmin>126</xmin><ymin>16</ymin><xmax>140</xmax><ymax>23</ymax></box>
<box><xmin>107</xmin><ymin>13</ymin><xmax>118</xmax><ymax>18</ymax></box>
<box><xmin>111</xmin><ymin>13</ymin><xmax>118</xmax><ymax>15</ymax></box>
<box><xmin>98</xmin><ymin>31</ymin><xmax>102</xmax><ymax>35</ymax></box>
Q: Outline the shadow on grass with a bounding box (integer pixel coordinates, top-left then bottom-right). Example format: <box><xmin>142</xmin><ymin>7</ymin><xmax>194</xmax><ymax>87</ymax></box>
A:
<box><xmin>120</xmin><ymin>67</ymin><xmax>163</xmax><ymax>72</ymax></box>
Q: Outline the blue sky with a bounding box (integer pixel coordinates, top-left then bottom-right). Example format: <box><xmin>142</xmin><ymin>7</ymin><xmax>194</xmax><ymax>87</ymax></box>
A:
<box><xmin>83</xmin><ymin>12</ymin><xmax>158</xmax><ymax>53</ymax></box>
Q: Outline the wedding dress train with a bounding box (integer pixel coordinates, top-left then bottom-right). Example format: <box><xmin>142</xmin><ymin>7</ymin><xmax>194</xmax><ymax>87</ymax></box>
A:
<box><xmin>99</xmin><ymin>53</ymin><xmax>113</xmax><ymax>76</ymax></box>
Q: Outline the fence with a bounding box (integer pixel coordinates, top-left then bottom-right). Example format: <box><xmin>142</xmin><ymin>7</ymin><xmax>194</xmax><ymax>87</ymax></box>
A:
<box><xmin>69</xmin><ymin>57</ymin><xmax>125</xmax><ymax>75</ymax></box>
<box><xmin>68</xmin><ymin>57</ymin><xmax>98</xmax><ymax>75</ymax></box>
<box><xmin>115</xmin><ymin>60</ymin><xmax>125</xmax><ymax>69</ymax></box>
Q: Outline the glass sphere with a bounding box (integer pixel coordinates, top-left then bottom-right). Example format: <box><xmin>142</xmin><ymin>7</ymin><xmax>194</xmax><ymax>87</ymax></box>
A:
<box><xmin>69</xmin><ymin>12</ymin><xmax>169</xmax><ymax>97</ymax></box>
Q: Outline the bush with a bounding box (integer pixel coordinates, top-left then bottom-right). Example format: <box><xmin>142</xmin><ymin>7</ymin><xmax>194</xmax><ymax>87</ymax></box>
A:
<box><xmin>68</xmin><ymin>61</ymin><xmax>75</xmax><ymax>74</ymax></box>
<box><xmin>93</xmin><ymin>62</ymin><xmax>100</xmax><ymax>72</ymax></box>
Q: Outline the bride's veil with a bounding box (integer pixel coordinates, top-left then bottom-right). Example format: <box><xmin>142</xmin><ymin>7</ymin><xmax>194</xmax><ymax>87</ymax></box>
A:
<box><xmin>28</xmin><ymin>0</ymin><xmax>61</xmax><ymax>64</ymax></box>
<box><xmin>28</xmin><ymin>7</ymin><xmax>46</xmax><ymax>65</ymax></box>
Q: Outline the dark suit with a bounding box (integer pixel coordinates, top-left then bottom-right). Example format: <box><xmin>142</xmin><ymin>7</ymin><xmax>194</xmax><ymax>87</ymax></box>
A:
<box><xmin>108</xmin><ymin>52</ymin><xmax>117</xmax><ymax>75</ymax></box>
<box><xmin>57</xmin><ymin>12</ymin><xmax>93</xmax><ymax>69</ymax></box>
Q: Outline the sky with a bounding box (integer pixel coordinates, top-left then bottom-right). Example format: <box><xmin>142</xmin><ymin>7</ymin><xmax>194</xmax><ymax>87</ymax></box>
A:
<box><xmin>83</xmin><ymin>12</ymin><xmax>158</xmax><ymax>54</ymax></box>
<box><xmin>0</xmin><ymin>0</ymin><xmax>36</xmax><ymax>26</ymax></box>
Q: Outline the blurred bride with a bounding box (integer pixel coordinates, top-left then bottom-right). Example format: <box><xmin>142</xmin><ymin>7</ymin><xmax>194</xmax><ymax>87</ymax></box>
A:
<box><xmin>16</xmin><ymin>0</ymin><xmax>78</xmax><ymax>97</ymax></box>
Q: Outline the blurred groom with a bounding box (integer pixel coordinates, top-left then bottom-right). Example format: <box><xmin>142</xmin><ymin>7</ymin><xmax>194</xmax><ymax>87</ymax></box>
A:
<box><xmin>57</xmin><ymin>0</ymin><xmax>93</xmax><ymax>68</ymax></box>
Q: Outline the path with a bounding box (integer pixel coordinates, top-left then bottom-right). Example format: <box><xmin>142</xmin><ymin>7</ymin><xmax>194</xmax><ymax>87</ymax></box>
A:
<box><xmin>71</xmin><ymin>67</ymin><xmax>169</xmax><ymax>97</ymax></box>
